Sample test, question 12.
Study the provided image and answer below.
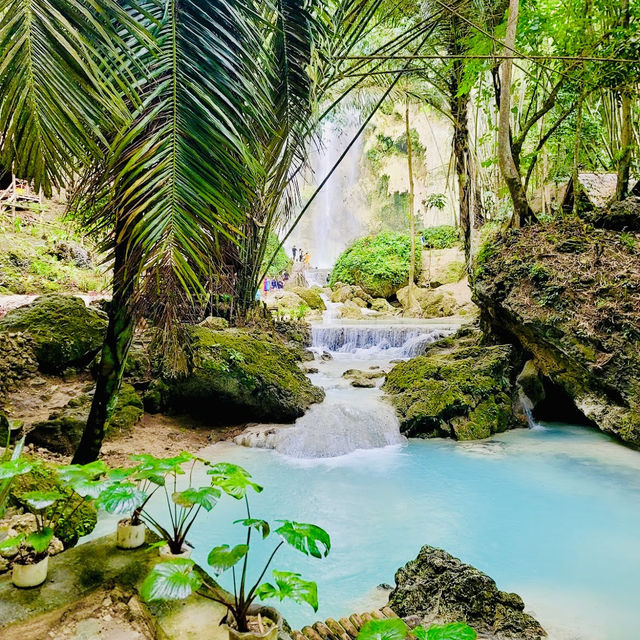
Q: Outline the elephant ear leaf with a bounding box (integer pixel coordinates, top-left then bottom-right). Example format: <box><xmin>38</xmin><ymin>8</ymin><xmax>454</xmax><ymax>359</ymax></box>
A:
<box><xmin>275</xmin><ymin>521</ymin><xmax>330</xmax><ymax>558</ymax></box>
<box><xmin>207</xmin><ymin>463</ymin><xmax>263</xmax><ymax>499</ymax></box>
<box><xmin>172</xmin><ymin>486</ymin><xmax>220</xmax><ymax>511</ymax></box>
<box><xmin>206</xmin><ymin>544</ymin><xmax>249</xmax><ymax>575</ymax></box>
<box><xmin>256</xmin><ymin>570</ymin><xmax>318</xmax><ymax>611</ymax></box>
<box><xmin>141</xmin><ymin>559</ymin><xmax>202</xmax><ymax>601</ymax></box>
<box><xmin>0</xmin><ymin>458</ymin><xmax>32</xmax><ymax>480</ymax></box>
<box><xmin>234</xmin><ymin>518</ymin><xmax>270</xmax><ymax>539</ymax></box>
<box><xmin>22</xmin><ymin>490</ymin><xmax>62</xmax><ymax>510</ymax></box>
<box><xmin>357</xmin><ymin>619</ymin><xmax>409</xmax><ymax>640</ymax></box>
<box><xmin>424</xmin><ymin>623</ymin><xmax>476</xmax><ymax>640</ymax></box>
<box><xmin>96</xmin><ymin>483</ymin><xmax>147</xmax><ymax>514</ymax></box>
<box><xmin>26</xmin><ymin>527</ymin><xmax>53</xmax><ymax>553</ymax></box>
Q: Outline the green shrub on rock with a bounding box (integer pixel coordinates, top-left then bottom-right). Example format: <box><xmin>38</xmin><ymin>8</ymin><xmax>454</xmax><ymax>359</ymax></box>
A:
<box><xmin>330</xmin><ymin>232</ymin><xmax>420</xmax><ymax>299</ymax></box>
<box><xmin>383</xmin><ymin>330</ymin><xmax>521</xmax><ymax>439</ymax></box>
<box><xmin>289</xmin><ymin>286</ymin><xmax>326</xmax><ymax>311</ymax></box>
<box><xmin>0</xmin><ymin>295</ymin><xmax>107</xmax><ymax>374</ymax></box>
<box><xmin>420</xmin><ymin>225</ymin><xmax>460</xmax><ymax>249</ymax></box>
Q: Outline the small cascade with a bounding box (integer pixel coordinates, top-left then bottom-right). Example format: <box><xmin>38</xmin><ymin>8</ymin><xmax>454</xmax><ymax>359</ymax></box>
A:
<box><xmin>272</xmin><ymin>401</ymin><xmax>405</xmax><ymax>458</ymax></box>
<box><xmin>320</xmin><ymin>295</ymin><xmax>341</xmax><ymax>324</ymax></box>
<box><xmin>519</xmin><ymin>391</ymin><xmax>545</xmax><ymax>430</ymax></box>
<box><xmin>312</xmin><ymin>325</ymin><xmax>451</xmax><ymax>357</ymax></box>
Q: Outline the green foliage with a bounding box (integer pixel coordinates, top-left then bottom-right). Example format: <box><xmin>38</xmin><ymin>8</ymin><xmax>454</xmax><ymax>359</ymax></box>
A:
<box><xmin>420</xmin><ymin>226</ymin><xmax>460</xmax><ymax>249</ymax></box>
<box><xmin>330</xmin><ymin>232</ymin><xmax>420</xmax><ymax>298</ymax></box>
<box><xmin>262</xmin><ymin>232</ymin><xmax>292</xmax><ymax>277</ymax></box>
<box><xmin>143</xmin><ymin>465</ymin><xmax>330</xmax><ymax>633</ymax></box>
<box><xmin>357</xmin><ymin>619</ymin><xmax>476</xmax><ymax>640</ymax></box>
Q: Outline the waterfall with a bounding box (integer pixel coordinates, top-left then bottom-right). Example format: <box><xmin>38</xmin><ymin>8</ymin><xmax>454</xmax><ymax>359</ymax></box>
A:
<box><xmin>311</xmin><ymin>325</ymin><xmax>452</xmax><ymax>357</ymax></box>
<box><xmin>519</xmin><ymin>391</ymin><xmax>545</xmax><ymax>430</ymax></box>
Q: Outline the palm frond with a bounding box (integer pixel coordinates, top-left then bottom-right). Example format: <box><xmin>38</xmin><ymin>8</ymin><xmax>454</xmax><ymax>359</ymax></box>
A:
<box><xmin>0</xmin><ymin>0</ymin><xmax>150</xmax><ymax>195</ymax></box>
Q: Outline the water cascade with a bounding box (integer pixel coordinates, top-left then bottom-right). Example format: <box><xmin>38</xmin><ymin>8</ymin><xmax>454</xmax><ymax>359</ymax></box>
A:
<box><xmin>236</xmin><ymin>320</ymin><xmax>455</xmax><ymax>458</ymax></box>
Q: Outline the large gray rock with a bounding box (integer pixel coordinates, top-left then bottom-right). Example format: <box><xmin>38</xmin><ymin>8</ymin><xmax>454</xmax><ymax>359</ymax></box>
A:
<box><xmin>0</xmin><ymin>295</ymin><xmax>107</xmax><ymax>374</ymax></box>
<box><xmin>389</xmin><ymin>546</ymin><xmax>546</xmax><ymax>639</ymax></box>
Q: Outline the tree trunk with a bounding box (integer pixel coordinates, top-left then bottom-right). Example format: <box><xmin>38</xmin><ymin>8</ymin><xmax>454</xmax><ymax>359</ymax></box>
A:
<box><xmin>498</xmin><ymin>0</ymin><xmax>535</xmax><ymax>228</ymax></box>
<box><xmin>72</xmin><ymin>248</ymin><xmax>135</xmax><ymax>463</ymax></box>
<box><xmin>616</xmin><ymin>0</ymin><xmax>632</xmax><ymax>200</ymax></box>
<box><xmin>572</xmin><ymin>95</ymin><xmax>583</xmax><ymax>217</ymax></box>
<box><xmin>405</xmin><ymin>94</ymin><xmax>416</xmax><ymax>308</ymax></box>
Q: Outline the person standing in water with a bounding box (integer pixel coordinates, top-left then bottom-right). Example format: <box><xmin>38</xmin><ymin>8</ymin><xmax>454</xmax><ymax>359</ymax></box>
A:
<box><xmin>304</xmin><ymin>251</ymin><xmax>311</xmax><ymax>267</ymax></box>
<box><xmin>292</xmin><ymin>245</ymin><xmax>297</xmax><ymax>262</ymax></box>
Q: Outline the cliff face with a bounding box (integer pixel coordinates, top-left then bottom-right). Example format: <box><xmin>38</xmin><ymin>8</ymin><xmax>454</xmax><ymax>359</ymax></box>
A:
<box><xmin>473</xmin><ymin>218</ymin><xmax>640</xmax><ymax>446</ymax></box>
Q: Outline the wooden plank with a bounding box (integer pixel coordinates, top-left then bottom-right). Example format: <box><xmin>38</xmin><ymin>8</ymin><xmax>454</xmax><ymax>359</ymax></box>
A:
<box><xmin>349</xmin><ymin>614</ymin><xmax>363</xmax><ymax>630</ymax></box>
<box><xmin>325</xmin><ymin>618</ymin><xmax>347</xmax><ymax>639</ymax></box>
<box><xmin>381</xmin><ymin>607</ymin><xmax>398</xmax><ymax>619</ymax></box>
<box><xmin>338</xmin><ymin>617</ymin><xmax>359</xmax><ymax>638</ymax></box>
<box><xmin>291</xmin><ymin>632</ymin><xmax>307</xmax><ymax>640</ymax></box>
<box><xmin>370</xmin><ymin>610</ymin><xmax>385</xmax><ymax>620</ymax></box>
<box><xmin>314</xmin><ymin>621</ymin><xmax>337</xmax><ymax>640</ymax></box>
<box><xmin>302</xmin><ymin>626</ymin><xmax>325</xmax><ymax>640</ymax></box>
<box><xmin>359</xmin><ymin>613</ymin><xmax>374</xmax><ymax>625</ymax></box>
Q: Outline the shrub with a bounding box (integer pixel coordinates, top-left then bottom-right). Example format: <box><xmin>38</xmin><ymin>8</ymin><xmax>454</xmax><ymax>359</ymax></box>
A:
<box><xmin>261</xmin><ymin>232</ymin><xmax>291</xmax><ymax>277</ymax></box>
<box><xmin>420</xmin><ymin>225</ymin><xmax>460</xmax><ymax>249</ymax></box>
<box><xmin>330</xmin><ymin>232</ymin><xmax>421</xmax><ymax>299</ymax></box>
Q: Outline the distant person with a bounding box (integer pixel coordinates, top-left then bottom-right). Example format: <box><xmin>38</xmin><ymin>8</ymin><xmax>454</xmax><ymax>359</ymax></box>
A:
<box><xmin>298</xmin><ymin>247</ymin><xmax>304</xmax><ymax>261</ymax></box>
<box><xmin>282</xmin><ymin>270</ymin><xmax>289</xmax><ymax>283</ymax></box>
<box><xmin>263</xmin><ymin>277</ymin><xmax>270</xmax><ymax>293</ymax></box>
<box><xmin>292</xmin><ymin>246</ymin><xmax>297</xmax><ymax>261</ymax></box>
<box><xmin>304</xmin><ymin>252</ymin><xmax>311</xmax><ymax>266</ymax></box>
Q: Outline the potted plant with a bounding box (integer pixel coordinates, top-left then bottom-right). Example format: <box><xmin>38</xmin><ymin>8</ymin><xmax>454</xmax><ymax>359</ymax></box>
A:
<box><xmin>0</xmin><ymin>489</ymin><xmax>63</xmax><ymax>587</ymax></box>
<box><xmin>141</xmin><ymin>463</ymin><xmax>331</xmax><ymax>640</ymax></box>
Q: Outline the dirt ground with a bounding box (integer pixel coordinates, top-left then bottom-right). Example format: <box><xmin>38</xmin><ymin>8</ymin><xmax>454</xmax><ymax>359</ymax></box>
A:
<box><xmin>3</xmin><ymin>373</ymin><xmax>245</xmax><ymax>467</ymax></box>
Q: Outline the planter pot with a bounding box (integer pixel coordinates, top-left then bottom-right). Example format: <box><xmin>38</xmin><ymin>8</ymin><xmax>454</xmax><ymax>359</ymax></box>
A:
<box><xmin>116</xmin><ymin>520</ymin><xmax>146</xmax><ymax>549</ymax></box>
<box><xmin>225</xmin><ymin>606</ymin><xmax>283</xmax><ymax>640</ymax></box>
<box><xmin>12</xmin><ymin>555</ymin><xmax>48</xmax><ymax>588</ymax></box>
<box><xmin>158</xmin><ymin>542</ymin><xmax>192</xmax><ymax>559</ymax></box>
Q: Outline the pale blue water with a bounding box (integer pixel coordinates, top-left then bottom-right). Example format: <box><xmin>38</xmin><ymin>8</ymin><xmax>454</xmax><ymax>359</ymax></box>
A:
<box><xmin>178</xmin><ymin>424</ymin><xmax>640</xmax><ymax>640</ymax></box>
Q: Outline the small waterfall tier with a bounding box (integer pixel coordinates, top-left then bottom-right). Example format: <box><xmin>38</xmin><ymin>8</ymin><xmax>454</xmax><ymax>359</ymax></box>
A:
<box><xmin>312</xmin><ymin>324</ymin><xmax>452</xmax><ymax>357</ymax></box>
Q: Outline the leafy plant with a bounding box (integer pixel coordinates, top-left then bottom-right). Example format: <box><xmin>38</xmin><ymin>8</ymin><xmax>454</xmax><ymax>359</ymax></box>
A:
<box><xmin>0</xmin><ymin>435</ymin><xmax>32</xmax><ymax>518</ymax></box>
<box><xmin>420</xmin><ymin>225</ymin><xmax>460</xmax><ymax>249</ymax></box>
<box><xmin>0</xmin><ymin>460</ymin><xmax>104</xmax><ymax>565</ymax></box>
<box><xmin>98</xmin><ymin>452</ymin><xmax>220</xmax><ymax>554</ymax></box>
<box><xmin>142</xmin><ymin>463</ymin><xmax>331</xmax><ymax>633</ymax></box>
<box><xmin>357</xmin><ymin>617</ymin><xmax>476</xmax><ymax>640</ymax></box>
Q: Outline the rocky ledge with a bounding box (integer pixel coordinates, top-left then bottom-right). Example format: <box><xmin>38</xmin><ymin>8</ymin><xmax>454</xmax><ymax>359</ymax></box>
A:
<box><xmin>383</xmin><ymin>327</ymin><xmax>524</xmax><ymax>440</ymax></box>
<box><xmin>388</xmin><ymin>546</ymin><xmax>546</xmax><ymax>640</ymax></box>
<box><xmin>473</xmin><ymin>212</ymin><xmax>640</xmax><ymax>446</ymax></box>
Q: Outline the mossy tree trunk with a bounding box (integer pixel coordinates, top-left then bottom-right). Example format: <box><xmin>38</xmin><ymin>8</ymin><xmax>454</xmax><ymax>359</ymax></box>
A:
<box><xmin>72</xmin><ymin>246</ymin><xmax>135</xmax><ymax>463</ymax></box>
<box><xmin>616</xmin><ymin>0</ymin><xmax>632</xmax><ymax>200</ymax></box>
<box><xmin>405</xmin><ymin>93</ymin><xmax>416</xmax><ymax>309</ymax></box>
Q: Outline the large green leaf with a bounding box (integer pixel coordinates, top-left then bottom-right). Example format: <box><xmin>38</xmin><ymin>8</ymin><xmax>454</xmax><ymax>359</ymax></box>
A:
<box><xmin>0</xmin><ymin>459</ymin><xmax>33</xmax><ymax>480</ymax></box>
<box><xmin>57</xmin><ymin>461</ymin><xmax>109</xmax><ymax>484</ymax></box>
<box><xmin>234</xmin><ymin>518</ymin><xmax>270</xmax><ymax>539</ymax></box>
<box><xmin>22</xmin><ymin>490</ymin><xmax>63</xmax><ymax>510</ymax></box>
<box><xmin>26</xmin><ymin>527</ymin><xmax>53</xmax><ymax>553</ymax></box>
<box><xmin>207</xmin><ymin>463</ymin><xmax>263</xmax><ymax>499</ymax></box>
<box><xmin>274</xmin><ymin>521</ymin><xmax>331</xmax><ymax>558</ymax></box>
<box><xmin>256</xmin><ymin>570</ymin><xmax>318</xmax><ymax>612</ymax></box>
<box><xmin>206</xmin><ymin>544</ymin><xmax>248</xmax><ymax>575</ymax></box>
<box><xmin>96</xmin><ymin>483</ymin><xmax>147</xmax><ymax>514</ymax></box>
<box><xmin>414</xmin><ymin>623</ymin><xmax>477</xmax><ymax>640</ymax></box>
<box><xmin>141</xmin><ymin>558</ymin><xmax>202</xmax><ymax>601</ymax></box>
<box><xmin>0</xmin><ymin>533</ymin><xmax>24</xmax><ymax>550</ymax></box>
<box><xmin>357</xmin><ymin>619</ymin><xmax>409</xmax><ymax>640</ymax></box>
<box><xmin>172</xmin><ymin>486</ymin><xmax>220</xmax><ymax>511</ymax></box>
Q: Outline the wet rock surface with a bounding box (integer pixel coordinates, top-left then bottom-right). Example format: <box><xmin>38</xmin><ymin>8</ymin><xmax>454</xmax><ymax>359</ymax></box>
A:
<box><xmin>388</xmin><ymin>545</ymin><xmax>546</xmax><ymax>640</ymax></box>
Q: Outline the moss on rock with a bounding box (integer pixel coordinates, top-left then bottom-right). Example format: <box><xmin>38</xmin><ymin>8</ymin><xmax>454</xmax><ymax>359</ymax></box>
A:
<box><xmin>0</xmin><ymin>294</ymin><xmax>106</xmax><ymax>374</ymax></box>
<box><xmin>473</xmin><ymin>218</ymin><xmax>640</xmax><ymax>445</ymax></box>
<box><xmin>162</xmin><ymin>326</ymin><xmax>324</xmax><ymax>423</ymax></box>
<box><xmin>10</xmin><ymin>460</ymin><xmax>97</xmax><ymax>548</ymax></box>
<box><xmin>289</xmin><ymin>286</ymin><xmax>326</xmax><ymax>310</ymax></box>
<box><xmin>383</xmin><ymin>329</ymin><xmax>521</xmax><ymax>439</ymax></box>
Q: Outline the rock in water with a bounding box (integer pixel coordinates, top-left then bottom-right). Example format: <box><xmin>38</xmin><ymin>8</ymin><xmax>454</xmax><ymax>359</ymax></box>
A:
<box><xmin>388</xmin><ymin>546</ymin><xmax>546</xmax><ymax>640</ymax></box>
<box><xmin>0</xmin><ymin>294</ymin><xmax>106</xmax><ymax>374</ymax></box>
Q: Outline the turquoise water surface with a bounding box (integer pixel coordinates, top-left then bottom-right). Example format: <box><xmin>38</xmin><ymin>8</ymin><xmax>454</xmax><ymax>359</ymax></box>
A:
<box><xmin>176</xmin><ymin>424</ymin><xmax>640</xmax><ymax>640</ymax></box>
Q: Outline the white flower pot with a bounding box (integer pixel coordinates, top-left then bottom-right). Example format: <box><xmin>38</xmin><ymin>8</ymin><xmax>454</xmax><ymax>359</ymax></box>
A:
<box><xmin>116</xmin><ymin>520</ymin><xmax>146</xmax><ymax>549</ymax></box>
<box><xmin>12</xmin><ymin>555</ymin><xmax>48</xmax><ymax>588</ymax></box>
<box><xmin>158</xmin><ymin>542</ymin><xmax>192</xmax><ymax>559</ymax></box>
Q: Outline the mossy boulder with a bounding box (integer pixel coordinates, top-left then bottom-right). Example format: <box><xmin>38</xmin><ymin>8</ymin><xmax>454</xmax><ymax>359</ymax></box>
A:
<box><xmin>289</xmin><ymin>286</ymin><xmax>326</xmax><ymax>311</ymax></box>
<box><xmin>383</xmin><ymin>329</ymin><xmax>522</xmax><ymax>439</ymax></box>
<box><xmin>330</xmin><ymin>282</ymin><xmax>373</xmax><ymax>306</ymax></box>
<box><xmin>473</xmin><ymin>219</ymin><xmax>640</xmax><ymax>445</ymax></box>
<box><xmin>419</xmin><ymin>248</ymin><xmax>466</xmax><ymax>288</ymax></box>
<box><xmin>0</xmin><ymin>332</ymin><xmax>38</xmax><ymax>399</ymax></box>
<box><xmin>160</xmin><ymin>327</ymin><xmax>324</xmax><ymax>423</ymax></box>
<box><xmin>0</xmin><ymin>294</ymin><xmax>107</xmax><ymax>374</ymax></box>
<box><xmin>396</xmin><ymin>285</ymin><xmax>458</xmax><ymax>318</ymax></box>
<box><xmin>389</xmin><ymin>545</ymin><xmax>546</xmax><ymax>640</ymax></box>
<box><xmin>329</xmin><ymin>232</ymin><xmax>421</xmax><ymax>298</ymax></box>
<box><xmin>10</xmin><ymin>460</ymin><xmax>97</xmax><ymax>548</ymax></box>
<box><xmin>27</xmin><ymin>384</ymin><xmax>143</xmax><ymax>453</ymax></box>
